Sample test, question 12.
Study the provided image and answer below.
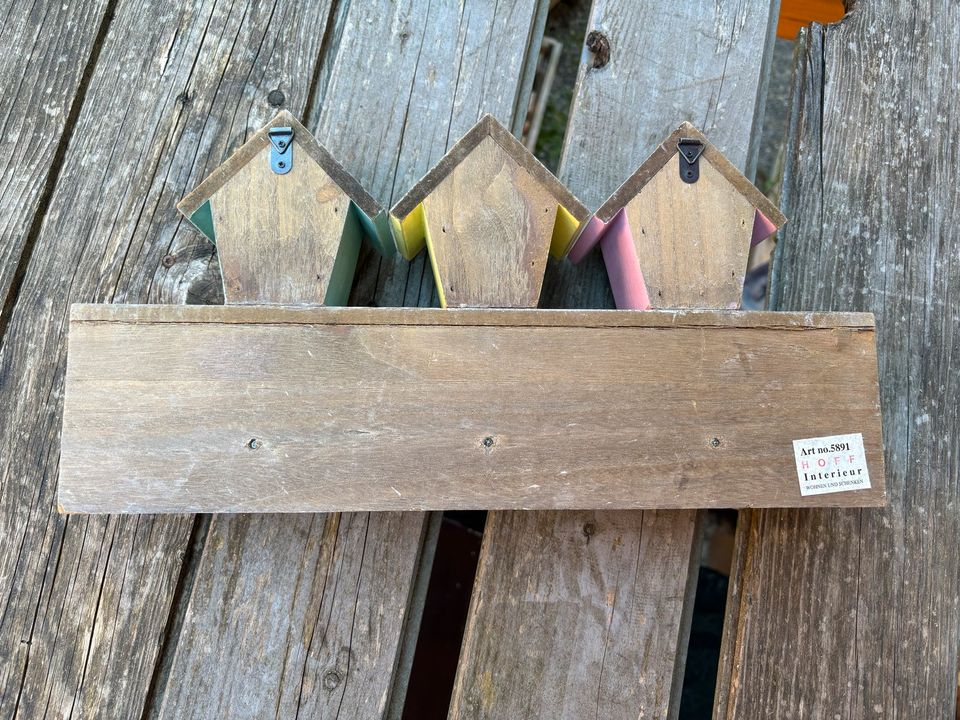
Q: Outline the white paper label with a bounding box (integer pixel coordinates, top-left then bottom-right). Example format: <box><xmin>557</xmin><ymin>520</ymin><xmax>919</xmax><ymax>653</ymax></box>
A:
<box><xmin>793</xmin><ymin>433</ymin><xmax>870</xmax><ymax>496</ymax></box>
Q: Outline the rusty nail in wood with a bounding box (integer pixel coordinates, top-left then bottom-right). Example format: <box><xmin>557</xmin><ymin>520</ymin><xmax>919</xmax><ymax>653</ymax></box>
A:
<box><xmin>586</xmin><ymin>30</ymin><xmax>610</xmax><ymax>69</ymax></box>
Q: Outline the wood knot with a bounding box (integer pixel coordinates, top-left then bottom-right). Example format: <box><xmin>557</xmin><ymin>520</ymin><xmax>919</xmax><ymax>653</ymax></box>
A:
<box><xmin>322</xmin><ymin>670</ymin><xmax>342</xmax><ymax>690</ymax></box>
<box><xmin>586</xmin><ymin>31</ymin><xmax>610</xmax><ymax>69</ymax></box>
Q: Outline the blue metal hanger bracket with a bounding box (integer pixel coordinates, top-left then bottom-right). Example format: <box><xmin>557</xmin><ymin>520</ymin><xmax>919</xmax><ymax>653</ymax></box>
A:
<box><xmin>268</xmin><ymin>127</ymin><xmax>293</xmax><ymax>175</ymax></box>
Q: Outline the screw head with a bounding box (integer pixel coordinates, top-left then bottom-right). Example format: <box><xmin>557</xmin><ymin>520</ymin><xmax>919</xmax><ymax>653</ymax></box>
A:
<box><xmin>711</xmin><ymin>437</ymin><xmax>721</xmax><ymax>448</ymax></box>
<box><xmin>482</xmin><ymin>436</ymin><xmax>494</xmax><ymax>448</ymax></box>
<box><xmin>267</xmin><ymin>88</ymin><xmax>285</xmax><ymax>107</ymax></box>
<box><xmin>277</xmin><ymin>160</ymin><xmax>286</xmax><ymax>168</ymax></box>
<box><xmin>248</xmin><ymin>438</ymin><xmax>261</xmax><ymax>450</ymax></box>
<box><xmin>161</xmin><ymin>254</ymin><xmax>176</xmax><ymax>268</ymax></box>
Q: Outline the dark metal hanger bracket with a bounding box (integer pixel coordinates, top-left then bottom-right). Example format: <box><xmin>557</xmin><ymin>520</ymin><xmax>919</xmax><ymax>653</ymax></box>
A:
<box><xmin>678</xmin><ymin>137</ymin><xmax>704</xmax><ymax>184</ymax></box>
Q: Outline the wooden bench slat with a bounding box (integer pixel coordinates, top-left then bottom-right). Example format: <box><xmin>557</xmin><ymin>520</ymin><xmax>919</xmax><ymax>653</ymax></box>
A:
<box><xmin>149</xmin><ymin>2</ymin><xmax>551</xmax><ymax>718</ymax></box>
<box><xmin>0</xmin><ymin>1</ymin><xmax>110</xmax><ymax>307</ymax></box>
<box><xmin>715</xmin><ymin>6</ymin><xmax>960</xmax><ymax>716</ymax></box>
<box><xmin>450</xmin><ymin>1</ymin><xmax>782</xmax><ymax>717</ymax></box>
<box><xmin>0</xmin><ymin>1</ymin><xmax>337</xmax><ymax>716</ymax></box>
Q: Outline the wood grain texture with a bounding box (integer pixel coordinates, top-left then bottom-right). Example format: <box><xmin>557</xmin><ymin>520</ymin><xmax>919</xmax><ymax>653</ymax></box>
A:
<box><xmin>177</xmin><ymin>110</ymin><xmax>379</xmax><ymax>220</ymax></box>
<box><xmin>59</xmin><ymin>305</ymin><xmax>884</xmax><ymax>513</ymax></box>
<box><xmin>557</xmin><ymin>2</ymin><xmax>779</xmax><ymax>212</ymax></box>
<box><xmin>213</xmin><ymin>146</ymin><xmax>353</xmax><ymax>304</ymax></box>
<box><xmin>154</xmin><ymin>512</ymin><xmax>427</xmax><ymax>719</ymax></box>
<box><xmin>153</xmin><ymin>2</ymin><xmax>551</xmax><ymax>718</ymax></box>
<box><xmin>716</xmin><ymin>5</ymin><xmax>960</xmax><ymax>717</ymax></box>
<box><xmin>68</xmin><ymin>303</ymin><xmax>875</xmax><ymax>327</ymax></box>
<box><xmin>422</xmin><ymin>135</ymin><xmax>572</xmax><ymax>307</ymax></box>
<box><xmin>0</xmin><ymin>0</ymin><xmax>110</xmax><ymax>310</ymax></box>
<box><xmin>622</xmin><ymin>154</ymin><xmax>758</xmax><ymax>308</ymax></box>
<box><xmin>0</xmin><ymin>0</ymin><xmax>338</xmax><ymax>716</ymax></box>
<box><xmin>454</xmin><ymin>1</ymin><xmax>781</xmax><ymax>717</ymax></box>
<box><xmin>391</xmin><ymin>115</ymin><xmax>585</xmax><ymax>224</ymax></box>
<box><xmin>212</xmin><ymin>144</ymin><xmax>350</xmax><ymax>304</ymax></box>
<box><xmin>390</xmin><ymin>115</ymin><xmax>588</xmax><ymax>307</ymax></box>
<box><xmin>593</xmin><ymin>122</ymin><xmax>785</xmax><ymax>228</ymax></box>
<box><xmin>455</xmin><ymin>509</ymin><xmax>702</xmax><ymax>716</ymax></box>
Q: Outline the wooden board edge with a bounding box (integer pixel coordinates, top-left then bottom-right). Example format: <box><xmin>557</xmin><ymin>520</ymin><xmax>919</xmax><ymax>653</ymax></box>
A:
<box><xmin>710</xmin><ymin>507</ymin><xmax>756</xmax><ymax>720</ymax></box>
<box><xmin>384</xmin><ymin>511</ymin><xmax>443</xmax><ymax>720</ymax></box>
<box><xmin>668</xmin><ymin>512</ymin><xmax>706</xmax><ymax>720</ymax></box>
<box><xmin>66</xmin><ymin>303</ymin><xmax>878</xmax><ymax>330</ymax></box>
<box><xmin>57</xmin><ymin>489</ymin><xmax>890</xmax><ymax>515</ymax></box>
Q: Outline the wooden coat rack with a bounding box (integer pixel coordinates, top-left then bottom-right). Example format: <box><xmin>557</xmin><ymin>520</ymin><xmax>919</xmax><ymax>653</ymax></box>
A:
<box><xmin>58</xmin><ymin>113</ymin><xmax>885</xmax><ymax>514</ymax></box>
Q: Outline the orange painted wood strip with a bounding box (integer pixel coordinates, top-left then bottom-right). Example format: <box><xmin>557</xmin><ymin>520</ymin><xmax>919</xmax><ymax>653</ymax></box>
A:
<box><xmin>778</xmin><ymin>0</ymin><xmax>845</xmax><ymax>39</ymax></box>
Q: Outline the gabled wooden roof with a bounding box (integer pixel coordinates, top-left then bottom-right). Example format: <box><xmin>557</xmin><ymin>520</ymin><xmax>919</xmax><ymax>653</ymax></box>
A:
<box><xmin>595</xmin><ymin>121</ymin><xmax>786</xmax><ymax>227</ymax></box>
<box><xmin>391</xmin><ymin>114</ymin><xmax>588</xmax><ymax>221</ymax></box>
<box><xmin>177</xmin><ymin>110</ymin><xmax>380</xmax><ymax>220</ymax></box>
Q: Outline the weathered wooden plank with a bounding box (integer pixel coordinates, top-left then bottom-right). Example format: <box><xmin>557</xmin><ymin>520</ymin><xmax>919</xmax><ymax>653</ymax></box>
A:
<box><xmin>716</xmin><ymin>5</ymin><xmax>960</xmax><ymax>717</ymax></box>
<box><xmin>67</xmin><ymin>303</ymin><xmax>875</xmax><ymax>328</ymax></box>
<box><xmin>558</xmin><ymin>3</ymin><xmax>777</xmax><ymax>209</ymax></box>
<box><xmin>0</xmin><ymin>0</ymin><xmax>110</xmax><ymax>313</ymax></box>
<box><xmin>0</xmin><ymin>1</ymin><xmax>337</xmax><ymax>716</ymax></box>
<box><xmin>453</xmin><ymin>1</ymin><xmax>781</xmax><ymax>717</ymax></box>
<box><xmin>619</xmin><ymin>153</ymin><xmax>759</xmax><ymax>308</ymax></box>
<box><xmin>59</xmin><ymin>305</ymin><xmax>883</xmax><ymax>513</ymax></box>
<box><xmin>152</xmin><ymin>2</ymin><xmax>551</xmax><ymax>718</ymax></box>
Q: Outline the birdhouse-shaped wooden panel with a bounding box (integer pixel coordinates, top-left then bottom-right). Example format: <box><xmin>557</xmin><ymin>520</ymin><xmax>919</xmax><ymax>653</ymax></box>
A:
<box><xmin>390</xmin><ymin>115</ymin><xmax>588</xmax><ymax>308</ymax></box>
<box><xmin>177</xmin><ymin>111</ymin><xmax>391</xmax><ymax>305</ymax></box>
<box><xmin>567</xmin><ymin>122</ymin><xmax>786</xmax><ymax>309</ymax></box>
